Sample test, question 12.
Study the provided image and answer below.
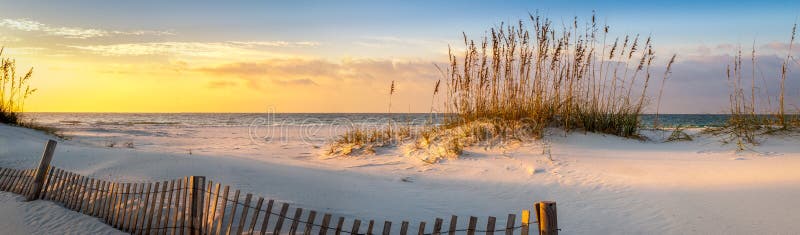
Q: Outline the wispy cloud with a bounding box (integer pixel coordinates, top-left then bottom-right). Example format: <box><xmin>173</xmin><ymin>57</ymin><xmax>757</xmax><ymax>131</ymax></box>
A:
<box><xmin>69</xmin><ymin>41</ymin><xmax>319</xmax><ymax>58</ymax></box>
<box><xmin>227</xmin><ymin>41</ymin><xmax>320</xmax><ymax>47</ymax></box>
<box><xmin>196</xmin><ymin>58</ymin><xmax>440</xmax><ymax>89</ymax></box>
<box><xmin>0</xmin><ymin>18</ymin><xmax>173</xmax><ymax>39</ymax></box>
<box><xmin>354</xmin><ymin>36</ymin><xmax>442</xmax><ymax>48</ymax></box>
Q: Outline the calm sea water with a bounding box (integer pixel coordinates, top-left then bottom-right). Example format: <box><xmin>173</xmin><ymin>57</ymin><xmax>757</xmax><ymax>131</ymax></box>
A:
<box><xmin>15</xmin><ymin>113</ymin><xmax>734</xmax><ymax>153</ymax></box>
<box><xmin>23</xmin><ymin>113</ymin><xmax>731</xmax><ymax>129</ymax></box>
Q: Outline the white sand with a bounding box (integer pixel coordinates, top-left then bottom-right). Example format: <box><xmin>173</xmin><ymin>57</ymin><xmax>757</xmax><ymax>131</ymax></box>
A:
<box><xmin>1</xmin><ymin>124</ymin><xmax>799</xmax><ymax>234</ymax></box>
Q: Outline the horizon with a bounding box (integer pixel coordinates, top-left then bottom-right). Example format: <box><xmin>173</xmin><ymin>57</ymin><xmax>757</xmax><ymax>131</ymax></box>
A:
<box><xmin>1</xmin><ymin>0</ymin><xmax>799</xmax><ymax>113</ymax></box>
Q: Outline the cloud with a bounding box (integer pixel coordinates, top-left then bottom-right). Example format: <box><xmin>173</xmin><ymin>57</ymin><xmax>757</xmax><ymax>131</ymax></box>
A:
<box><xmin>354</xmin><ymin>36</ymin><xmax>442</xmax><ymax>48</ymax></box>
<box><xmin>273</xmin><ymin>78</ymin><xmax>319</xmax><ymax>86</ymax></box>
<box><xmin>69</xmin><ymin>41</ymin><xmax>319</xmax><ymax>58</ymax></box>
<box><xmin>0</xmin><ymin>18</ymin><xmax>172</xmax><ymax>39</ymax></box>
<box><xmin>207</xmin><ymin>80</ymin><xmax>238</xmax><ymax>89</ymax></box>
<box><xmin>227</xmin><ymin>41</ymin><xmax>320</xmax><ymax>47</ymax></box>
<box><xmin>196</xmin><ymin>58</ymin><xmax>442</xmax><ymax>90</ymax></box>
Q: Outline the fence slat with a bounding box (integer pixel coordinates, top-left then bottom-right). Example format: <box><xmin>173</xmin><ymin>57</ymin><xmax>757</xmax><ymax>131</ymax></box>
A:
<box><xmin>289</xmin><ymin>208</ymin><xmax>303</xmax><ymax>235</ymax></box>
<box><xmin>382</xmin><ymin>221</ymin><xmax>392</xmax><ymax>235</ymax></box>
<box><xmin>62</xmin><ymin>173</ymin><xmax>74</xmax><ymax>209</ymax></box>
<box><xmin>125</xmin><ymin>183</ymin><xmax>136</xmax><ymax>231</ymax></box>
<box><xmin>12</xmin><ymin>169</ymin><xmax>27</xmax><ymax>194</ymax></box>
<box><xmin>145</xmin><ymin>181</ymin><xmax>161</xmax><ymax>235</ymax></box>
<box><xmin>400</xmin><ymin>221</ymin><xmax>409</xmax><ymax>235</ymax></box>
<box><xmin>236</xmin><ymin>193</ymin><xmax>253</xmax><ymax>235</ymax></box>
<box><xmin>53</xmin><ymin>169</ymin><xmax>66</xmax><ymax>201</ymax></box>
<box><xmin>116</xmin><ymin>183</ymin><xmax>130</xmax><ymax>228</ymax></box>
<box><xmin>467</xmin><ymin>217</ymin><xmax>477</xmax><ymax>235</ymax></box>
<box><xmin>127</xmin><ymin>183</ymin><xmax>142</xmax><ymax>233</ymax></box>
<box><xmin>201</xmin><ymin>180</ymin><xmax>212</xmax><ymax>233</ymax></box>
<box><xmin>319</xmin><ymin>213</ymin><xmax>332</xmax><ymax>235</ymax></box>
<box><xmin>367</xmin><ymin>220</ymin><xmax>374</xmax><ymax>235</ymax></box>
<box><xmin>433</xmin><ymin>218</ymin><xmax>443</xmax><ymax>235</ymax></box>
<box><xmin>155</xmin><ymin>181</ymin><xmax>169</xmax><ymax>233</ymax></box>
<box><xmin>39</xmin><ymin>167</ymin><xmax>55</xmax><ymax>200</ymax></box>
<box><xmin>273</xmin><ymin>203</ymin><xmax>290</xmax><ymax>235</ymax></box>
<box><xmin>178</xmin><ymin>177</ymin><xmax>188</xmax><ymax>235</ymax></box>
<box><xmin>15</xmin><ymin>169</ymin><xmax>26</xmax><ymax>194</ymax></box>
<box><xmin>305</xmin><ymin>211</ymin><xmax>319</xmax><ymax>235</ymax></box>
<box><xmin>0</xmin><ymin>168</ymin><xmax>7</xmax><ymax>189</ymax></box>
<box><xmin>84</xmin><ymin>178</ymin><xmax>96</xmax><ymax>214</ymax></box>
<box><xmin>131</xmin><ymin>183</ymin><xmax>144</xmax><ymax>233</ymax></box>
<box><xmin>486</xmin><ymin>216</ymin><xmax>496</xmax><ymax>235</ymax></box>
<box><xmin>0</xmin><ymin>168</ymin><xmax>9</xmax><ymax>191</ymax></box>
<box><xmin>171</xmin><ymin>180</ymin><xmax>182</xmax><ymax>235</ymax></box>
<box><xmin>335</xmin><ymin>217</ymin><xmax>344</xmax><ymax>235</ymax></box>
<box><xmin>215</xmin><ymin>185</ymin><xmax>230</xmax><ymax>235</ymax></box>
<box><xmin>136</xmin><ymin>183</ymin><xmax>152</xmax><ymax>235</ymax></box>
<box><xmin>27</xmin><ymin>140</ymin><xmax>57</xmax><ymax>200</ymax></box>
<box><xmin>448</xmin><ymin>215</ymin><xmax>457</xmax><ymax>235</ymax></box>
<box><xmin>0</xmin><ymin>168</ymin><xmax>11</xmax><ymax>191</ymax></box>
<box><xmin>520</xmin><ymin>210</ymin><xmax>530</xmax><ymax>235</ymax></box>
<box><xmin>67</xmin><ymin>173</ymin><xmax>80</xmax><ymax>210</ymax></box>
<box><xmin>417</xmin><ymin>222</ymin><xmax>426</xmax><ymax>235</ymax></box>
<box><xmin>224</xmin><ymin>189</ymin><xmax>241</xmax><ymax>235</ymax></box>
<box><xmin>108</xmin><ymin>182</ymin><xmax>120</xmax><ymax>224</ymax></box>
<box><xmin>208</xmin><ymin>183</ymin><xmax>221</xmax><ymax>234</ymax></box>
<box><xmin>114</xmin><ymin>183</ymin><xmax>127</xmax><ymax>228</ymax></box>
<box><xmin>79</xmin><ymin>177</ymin><xmax>91</xmax><ymax>214</ymax></box>
<box><xmin>162</xmin><ymin>180</ymin><xmax>174</xmax><ymax>235</ymax></box>
<box><xmin>19</xmin><ymin>169</ymin><xmax>32</xmax><ymax>195</ymax></box>
<box><xmin>128</xmin><ymin>183</ymin><xmax>139</xmax><ymax>233</ymax></box>
<box><xmin>258</xmin><ymin>199</ymin><xmax>274</xmax><ymax>235</ymax></box>
<box><xmin>349</xmin><ymin>219</ymin><xmax>360</xmax><ymax>235</ymax></box>
<box><xmin>535</xmin><ymin>201</ymin><xmax>557</xmax><ymax>235</ymax></box>
<box><xmin>1</xmin><ymin>168</ymin><xmax>12</xmax><ymax>191</ymax></box>
<box><xmin>505</xmin><ymin>214</ymin><xmax>515</xmax><ymax>235</ymax></box>
<box><xmin>73</xmin><ymin>175</ymin><xmax>86</xmax><ymax>211</ymax></box>
<box><xmin>50</xmin><ymin>170</ymin><xmax>64</xmax><ymax>202</ymax></box>
<box><xmin>156</xmin><ymin>181</ymin><xmax>170</xmax><ymax>234</ymax></box>
<box><xmin>248</xmin><ymin>197</ymin><xmax>264</xmax><ymax>235</ymax></box>
<box><xmin>189</xmin><ymin>176</ymin><xmax>205</xmax><ymax>235</ymax></box>
<box><xmin>5</xmin><ymin>169</ymin><xmax>19</xmax><ymax>191</ymax></box>
<box><xmin>95</xmin><ymin>180</ymin><xmax>107</xmax><ymax>218</ymax></box>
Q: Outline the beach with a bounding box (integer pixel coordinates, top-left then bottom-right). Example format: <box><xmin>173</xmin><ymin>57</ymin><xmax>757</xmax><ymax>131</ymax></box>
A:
<box><xmin>1</xmin><ymin>115</ymin><xmax>799</xmax><ymax>234</ymax></box>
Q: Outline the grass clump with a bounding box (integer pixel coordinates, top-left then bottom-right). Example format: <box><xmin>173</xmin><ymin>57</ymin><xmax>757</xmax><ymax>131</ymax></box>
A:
<box><xmin>327</xmin><ymin>125</ymin><xmax>413</xmax><ymax>156</ymax></box>
<box><xmin>0</xmin><ymin>47</ymin><xmax>61</xmax><ymax>137</ymax></box>
<box><xmin>440</xmin><ymin>12</ymin><xmax>675</xmax><ymax>139</ymax></box>
<box><xmin>708</xmin><ymin>24</ymin><xmax>799</xmax><ymax>150</ymax></box>
<box><xmin>665</xmin><ymin>125</ymin><xmax>693</xmax><ymax>142</ymax></box>
<box><xmin>1</xmin><ymin>47</ymin><xmax>36</xmax><ymax>125</ymax></box>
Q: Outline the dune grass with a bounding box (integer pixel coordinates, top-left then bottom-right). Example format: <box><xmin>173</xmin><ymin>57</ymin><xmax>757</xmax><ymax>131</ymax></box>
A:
<box><xmin>0</xmin><ymin>47</ymin><xmax>59</xmax><ymax>136</ymax></box>
<box><xmin>708</xmin><ymin>24</ymin><xmax>799</xmax><ymax>150</ymax></box>
<box><xmin>0</xmin><ymin>47</ymin><xmax>36</xmax><ymax>125</ymax></box>
<box><xmin>441</xmin><ymin>12</ymin><xmax>675</xmax><ymax>139</ymax></box>
<box><xmin>329</xmin><ymin>12</ymin><xmax>677</xmax><ymax>159</ymax></box>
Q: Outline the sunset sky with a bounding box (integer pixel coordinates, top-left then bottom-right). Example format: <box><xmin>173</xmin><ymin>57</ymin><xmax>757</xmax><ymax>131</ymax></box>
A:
<box><xmin>1</xmin><ymin>0</ymin><xmax>799</xmax><ymax>113</ymax></box>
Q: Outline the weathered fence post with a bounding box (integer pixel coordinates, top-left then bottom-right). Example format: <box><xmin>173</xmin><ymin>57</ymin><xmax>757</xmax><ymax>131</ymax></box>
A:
<box><xmin>535</xmin><ymin>201</ymin><xmax>557</xmax><ymax>235</ymax></box>
<box><xmin>26</xmin><ymin>140</ymin><xmax>57</xmax><ymax>201</ymax></box>
<box><xmin>188</xmin><ymin>176</ymin><xmax>205</xmax><ymax>235</ymax></box>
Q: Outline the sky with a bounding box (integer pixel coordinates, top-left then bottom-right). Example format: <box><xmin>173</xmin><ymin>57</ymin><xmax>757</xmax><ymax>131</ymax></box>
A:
<box><xmin>0</xmin><ymin>0</ymin><xmax>799</xmax><ymax>113</ymax></box>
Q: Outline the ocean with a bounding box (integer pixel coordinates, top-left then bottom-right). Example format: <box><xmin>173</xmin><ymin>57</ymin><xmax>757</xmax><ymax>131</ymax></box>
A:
<box><xmin>17</xmin><ymin>113</ymin><xmax>734</xmax><ymax>155</ymax></box>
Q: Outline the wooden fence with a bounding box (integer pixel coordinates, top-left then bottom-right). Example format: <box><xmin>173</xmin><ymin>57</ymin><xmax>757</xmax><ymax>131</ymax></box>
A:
<box><xmin>0</xmin><ymin>140</ymin><xmax>559</xmax><ymax>235</ymax></box>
